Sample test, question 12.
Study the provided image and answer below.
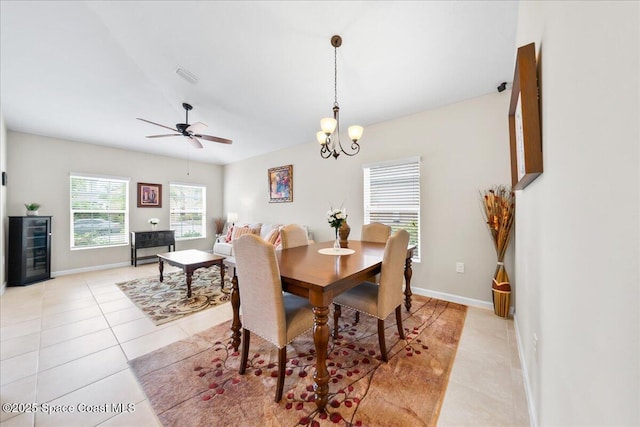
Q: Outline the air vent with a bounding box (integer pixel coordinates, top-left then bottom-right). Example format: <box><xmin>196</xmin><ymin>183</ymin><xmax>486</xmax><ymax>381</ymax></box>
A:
<box><xmin>176</xmin><ymin>67</ymin><xmax>198</xmax><ymax>84</ymax></box>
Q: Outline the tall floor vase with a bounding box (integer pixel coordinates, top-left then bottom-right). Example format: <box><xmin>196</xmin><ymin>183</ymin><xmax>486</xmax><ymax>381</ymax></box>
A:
<box><xmin>491</xmin><ymin>261</ymin><xmax>511</xmax><ymax>318</ymax></box>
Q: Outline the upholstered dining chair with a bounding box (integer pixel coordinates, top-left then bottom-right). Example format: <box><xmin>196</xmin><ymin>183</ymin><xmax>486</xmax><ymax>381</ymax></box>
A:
<box><xmin>279</xmin><ymin>224</ymin><xmax>309</xmax><ymax>249</ymax></box>
<box><xmin>361</xmin><ymin>222</ymin><xmax>392</xmax><ymax>243</ymax></box>
<box><xmin>356</xmin><ymin>222</ymin><xmax>392</xmax><ymax>323</ymax></box>
<box><xmin>332</xmin><ymin>229</ymin><xmax>410</xmax><ymax>362</ymax></box>
<box><xmin>233</xmin><ymin>234</ymin><xmax>314</xmax><ymax>401</ymax></box>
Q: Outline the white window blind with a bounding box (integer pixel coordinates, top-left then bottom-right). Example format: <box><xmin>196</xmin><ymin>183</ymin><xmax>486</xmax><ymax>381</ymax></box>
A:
<box><xmin>364</xmin><ymin>158</ymin><xmax>421</xmax><ymax>261</ymax></box>
<box><xmin>170</xmin><ymin>183</ymin><xmax>206</xmax><ymax>239</ymax></box>
<box><xmin>70</xmin><ymin>174</ymin><xmax>129</xmax><ymax>249</ymax></box>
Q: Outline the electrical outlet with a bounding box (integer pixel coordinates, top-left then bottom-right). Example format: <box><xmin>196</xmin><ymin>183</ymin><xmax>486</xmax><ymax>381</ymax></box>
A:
<box><xmin>455</xmin><ymin>262</ymin><xmax>465</xmax><ymax>273</ymax></box>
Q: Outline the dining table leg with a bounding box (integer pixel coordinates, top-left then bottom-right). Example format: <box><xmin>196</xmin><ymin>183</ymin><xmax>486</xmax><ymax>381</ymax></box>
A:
<box><xmin>312</xmin><ymin>305</ymin><xmax>330</xmax><ymax>412</ymax></box>
<box><xmin>230</xmin><ymin>274</ymin><xmax>242</xmax><ymax>352</ymax></box>
<box><xmin>404</xmin><ymin>257</ymin><xmax>413</xmax><ymax>311</ymax></box>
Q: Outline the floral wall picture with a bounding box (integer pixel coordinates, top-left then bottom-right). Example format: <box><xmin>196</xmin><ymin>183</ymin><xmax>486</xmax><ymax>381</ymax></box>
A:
<box><xmin>268</xmin><ymin>165</ymin><xmax>293</xmax><ymax>203</ymax></box>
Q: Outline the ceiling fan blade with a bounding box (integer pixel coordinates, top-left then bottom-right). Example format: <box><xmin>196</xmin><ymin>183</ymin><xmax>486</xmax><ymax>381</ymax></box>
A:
<box><xmin>136</xmin><ymin>118</ymin><xmax>179</xmax><ymax>132</ymax></box>
<box><xmin>186</xmin><ymin>121</ymin><xmax>207</xmax><ymax>135</ymax></box>
<box><xmin>146</xmin><ymin>134</ymin><xmax>181</xmax><ymax>138</ymax></box>
<box><xmin>195</xmin><ymin>134</ymin><xmax>233</xmax><ymax>145</ymax></box>
<box><xmin>187</xmin><ymin>136</ymin><xmax>204</xmax><ymax>149</ymax></box>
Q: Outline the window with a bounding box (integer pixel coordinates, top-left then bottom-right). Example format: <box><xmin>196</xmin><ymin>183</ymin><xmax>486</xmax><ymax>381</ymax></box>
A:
<box><xmin>170</xmin><ymin>183</ymin><xmax>206</xmax><ymax>240</ymax></box>
<box><xmin>363</xmin><ymin>157</ymin><xmax>421</xmax><ymax>261</ymax></box>
<box><xmin>70</xmin><ymin>174</ymin><xmax>129</xmax><ymax>249</ymax></box>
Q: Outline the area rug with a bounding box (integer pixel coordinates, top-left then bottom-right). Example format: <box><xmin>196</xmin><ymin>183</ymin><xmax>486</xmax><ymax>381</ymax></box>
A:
<box><xmin>116</xmin><ymin>266</ymin><xmax>232</xmax><ymax>325</ymax></box>
<box><xmin>129</xmin><ymin>296</ymin><xmax>467</xmax><ymax>426</ymax></box>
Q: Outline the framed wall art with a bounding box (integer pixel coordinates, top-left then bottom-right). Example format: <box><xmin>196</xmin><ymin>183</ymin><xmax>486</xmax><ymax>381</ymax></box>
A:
<box><xmin>137</xmin><ymin>182</ymin><xmax>162</xmax><ymax>207</ymax></box>
<box><xmin>268</xmin><ymin>165</ymin><xmax>293</xmax><ymax>203</ymax></box>
<box><xmin>509</xmin><ymin>42</ymin><xmax>543</xmax><ymax>190</ymax></box>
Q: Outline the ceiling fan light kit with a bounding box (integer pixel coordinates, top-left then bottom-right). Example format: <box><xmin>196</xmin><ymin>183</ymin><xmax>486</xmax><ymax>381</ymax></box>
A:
<box><xmin>137</xmin><ymin>103</ymin><xmax>232</xmax><ymax>149</ymax></box>
<box><xmin>317</xmin><ymin>35</ymin><xmax>363</xmax><ymax>159</ymax></box>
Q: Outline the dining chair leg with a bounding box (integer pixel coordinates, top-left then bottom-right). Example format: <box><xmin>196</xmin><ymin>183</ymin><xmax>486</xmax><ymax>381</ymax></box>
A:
<box><xmin>377</xmin><ymin>319</ymin><xmax>388</xmax><ymax>362</ymax></box>
<box><xmin>332</xmin><ymin>303</ymin><xmax>341</xmax><ymax>339</ymax></box>
<box><xmin>395</xmin><ymin>305</ymin><xmax>405</xmax><ymax>339</ymax></box>
<box><xmin>239</xmin><ymin>329</ymin><xmax>250</xmax><ymax>374</ymax></box>
<box><xmin>275</xmin><ymin>346</ymin><xmax>287</xmax><ymax>402</ymax></box>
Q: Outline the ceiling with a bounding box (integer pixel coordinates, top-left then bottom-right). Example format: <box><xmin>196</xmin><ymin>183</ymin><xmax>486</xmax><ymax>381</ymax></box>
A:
<box><xmin>0</xmin><ymin>1</ymin><xmax>518</xmax><ymax>165</ymax></box>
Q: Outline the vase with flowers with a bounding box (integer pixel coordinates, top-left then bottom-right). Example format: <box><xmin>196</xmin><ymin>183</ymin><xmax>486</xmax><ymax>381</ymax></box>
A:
<box><xmin>327</xmin><ymin>206</ymin><xmax>347</xmax><ymax>251</ymax></box>
<box><xmin>480</xmin><ymin>185</ymin><xmax>515</xmax><ymax>318</ymax></box>
<box><xmin>148</xmin><ymin>218</ymin><xmax>159</xmax><ymax>231</ymax></box>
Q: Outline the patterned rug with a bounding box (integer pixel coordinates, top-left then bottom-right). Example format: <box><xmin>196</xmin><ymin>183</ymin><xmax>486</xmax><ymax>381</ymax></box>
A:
<box><xmin>129</xmin><ymin>296</ymin><xmax>467</xmax><ymax>426</ymax></box>
<box><xmin>116</xmin><ymin>266</ymin><xmax>232</xmax><ymax>325</ymax></box>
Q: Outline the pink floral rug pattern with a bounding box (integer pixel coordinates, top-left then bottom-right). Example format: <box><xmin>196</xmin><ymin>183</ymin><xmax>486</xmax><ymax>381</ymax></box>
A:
<box><xmin>130</xmin><ymin>296</ymin><xmax>466</xmax><ymax>426</ymax></box>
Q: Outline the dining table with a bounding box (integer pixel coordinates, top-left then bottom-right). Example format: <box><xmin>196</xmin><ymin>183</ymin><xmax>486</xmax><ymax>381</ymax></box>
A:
<box><xmin>228</xmin><ymin>240</ymin><xmax>415</xmax><ymax>412</ymax></box>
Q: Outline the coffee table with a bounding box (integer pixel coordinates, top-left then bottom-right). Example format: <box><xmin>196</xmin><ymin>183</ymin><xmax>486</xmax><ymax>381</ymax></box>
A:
<box><xmin>157</xmin><ymin>249</ymin><xmax>226</xmax><ymax>298</ymax></box>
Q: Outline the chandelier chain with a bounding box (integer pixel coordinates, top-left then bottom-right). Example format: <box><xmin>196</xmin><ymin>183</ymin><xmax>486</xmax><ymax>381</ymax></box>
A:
<box><xmin>334</xmin><ymin>45</ymin><xmax>338</xmax><ymax>106</ymax></box>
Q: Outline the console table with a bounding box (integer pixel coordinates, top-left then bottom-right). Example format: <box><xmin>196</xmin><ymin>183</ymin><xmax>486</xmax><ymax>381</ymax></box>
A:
<box><xmin>130</xmin><ymin>230</ymin><xmax>175</xmax><ymax>267</ymax></box>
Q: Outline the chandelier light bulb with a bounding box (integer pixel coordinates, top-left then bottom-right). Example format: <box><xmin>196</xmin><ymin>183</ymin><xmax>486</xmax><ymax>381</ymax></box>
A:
<box><xmin>348</xmin><ymin>125</ymin><xmax>363</xmax><ymax>142</ymax></box>
<box><xmin>316</xmin><ymin>131</ymin><xmax>328</xmax><ymax>145</ymax></box>
<box><xmin>320</xmin><ymin>118</ymin><xmax>337</xmax><ymax>135</ymax></box>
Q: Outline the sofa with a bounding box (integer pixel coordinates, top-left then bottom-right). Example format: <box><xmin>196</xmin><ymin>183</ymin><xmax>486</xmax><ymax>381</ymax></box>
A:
<box><xmin>213</xmin><ymin>223</ymin><xmax>313</xmax><ymax>258</ymax></box>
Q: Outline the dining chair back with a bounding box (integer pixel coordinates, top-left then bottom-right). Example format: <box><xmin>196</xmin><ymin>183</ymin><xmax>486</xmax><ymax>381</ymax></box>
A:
<box><xmin>233</xmin><ymin>234</ymin><xmax>314</xmax><ymax>401</ymax></box>
<box><xmin>361</xmin><ymin>222</ymin><xmax>392</xmax><ymax>243</ymax></box>
<box><xmin>280</xmin><ymin>224</ymin><xmax>309</xmax><ymax>249</ymax></box>
<box><xmin>332</xmin><ymin>229</ymin><xmax>410</xmax><ymax>362</ymax></box>
<box><xmin>377</xmin><ymin>229</ymin><xmax>410</xmax><ymax>318</ymax></box>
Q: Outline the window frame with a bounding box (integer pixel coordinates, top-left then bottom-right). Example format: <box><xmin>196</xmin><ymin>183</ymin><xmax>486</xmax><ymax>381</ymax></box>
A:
<box><xmin>69</xmin><ymin>173</ymin><xmax>130</xmax><ymax>250</ymax></box>
<box><xmin>169</xmin><ymin>182</ymin><xmax>207</xmax><ymax>241</ymax></box>
<box><xmin>363</xmin><ymin>156</ymin><xmax>421</xmax><ymax>262</ymax></box>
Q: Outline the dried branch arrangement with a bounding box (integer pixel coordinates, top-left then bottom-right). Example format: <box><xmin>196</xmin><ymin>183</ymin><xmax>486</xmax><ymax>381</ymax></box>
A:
<box><xmin>480</xmin><ymin>185</ymin><xmax>515</xmax><ymax>262</ymax></box>
<box><xmin>214</xmin><ymin>217</ymin><xmax>226</xmax><ymax>235</ymax></box>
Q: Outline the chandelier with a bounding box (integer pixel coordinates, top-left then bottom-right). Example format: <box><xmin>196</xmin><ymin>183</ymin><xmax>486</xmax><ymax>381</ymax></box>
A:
<box><xmin>316</xmin><ymin>35</ymin><xmax>363</xmax><ymax>159</ymax></box>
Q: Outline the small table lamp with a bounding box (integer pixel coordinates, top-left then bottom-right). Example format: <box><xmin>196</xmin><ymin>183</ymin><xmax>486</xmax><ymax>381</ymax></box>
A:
<box><xmin>227</xmin><ymin>212</ymin><xmax>239</xmax><ymax>227</ymax></box>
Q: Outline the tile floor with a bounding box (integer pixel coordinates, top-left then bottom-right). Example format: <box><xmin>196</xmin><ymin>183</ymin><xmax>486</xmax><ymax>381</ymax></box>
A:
<box><xmin>1</xmin><ymin>264</ymin><xmax>530</xmax><ymax>426</ymax></box>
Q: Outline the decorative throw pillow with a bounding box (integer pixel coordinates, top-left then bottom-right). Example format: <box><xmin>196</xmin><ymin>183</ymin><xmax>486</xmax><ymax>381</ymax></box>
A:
<box><xmin>224</xmin><ymin>225</ymin><xmax>234</xmax><ymax>243</ymax></box>
<box><xmin>265</xmin><ymin>228</ymin><xmax>280</xmax><ymax>245</ymax></box>
<box><xmin>273</xmin><ymin>232</ymin><xmax>282</xmax><ymax>249</ymax></box>
<box><xmin>232</xmin><ymin>225</ymin><xmax>254</xmax><ymax>240</ymax></box>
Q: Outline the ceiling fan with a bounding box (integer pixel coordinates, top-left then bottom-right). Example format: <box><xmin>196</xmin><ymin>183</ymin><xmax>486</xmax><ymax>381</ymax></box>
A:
<box><xmin>137</xmin><ymin>103</ymin><xmax>232</xmax><ymax>148</ymax></box>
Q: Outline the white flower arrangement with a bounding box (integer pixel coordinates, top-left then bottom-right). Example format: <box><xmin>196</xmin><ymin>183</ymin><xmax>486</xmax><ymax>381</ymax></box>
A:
<box><xmin>327</xmin><ymin>207</ymin><xmax>347</xmax><ymax>230</ymax></box>
<box><xmin>148</xmin><ymin>218</ymin><xmax>160</xmax><ymax>225</ymax></box>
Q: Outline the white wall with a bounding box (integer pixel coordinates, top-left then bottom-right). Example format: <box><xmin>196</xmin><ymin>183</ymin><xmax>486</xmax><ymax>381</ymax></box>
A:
<box><xmin>514</xmin><ymin>1</ymin><xmax>639</xmax><ymax>425</ymax></box>
<box><xmin>6</xmin><ymin>132</ymin><xmax>224</xmax><ymax>274</ymax></box>
<box><xmin>224</xmin><ymin>92</ymin><xmax>513</xmax><ymax>305</ymax></box>
<box><xmin>0</xmin><ymin>115</ymin><xmax>7</xmax><ymax>293</ymax></box>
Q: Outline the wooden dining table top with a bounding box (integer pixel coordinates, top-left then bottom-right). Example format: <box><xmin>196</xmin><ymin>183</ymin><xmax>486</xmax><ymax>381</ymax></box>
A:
<box><xmin>275</xmin><ymin>240</ymin><xmax>386</xmax><ymax>306</ymax></box>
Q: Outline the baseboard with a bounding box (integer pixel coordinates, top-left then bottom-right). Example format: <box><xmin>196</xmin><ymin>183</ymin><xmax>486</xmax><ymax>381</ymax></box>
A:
<box><xmin>412</xmin><ymin>287</ymin><xmax>494</xmax><ymax>310</ymax></box>
<box><xmin>52</xmin><ymin>261</ymin><xmax>132</xmax><ymax>277</ymax></box>
<box><xmin>513</xmin><ymin>313</ymin><xmax>537</xmax><ymax>427</ymax></box>
<box><xmin>52</xmin><ymin>250</ymin><xmax>214</xmax><ymax>278</ymax></box>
